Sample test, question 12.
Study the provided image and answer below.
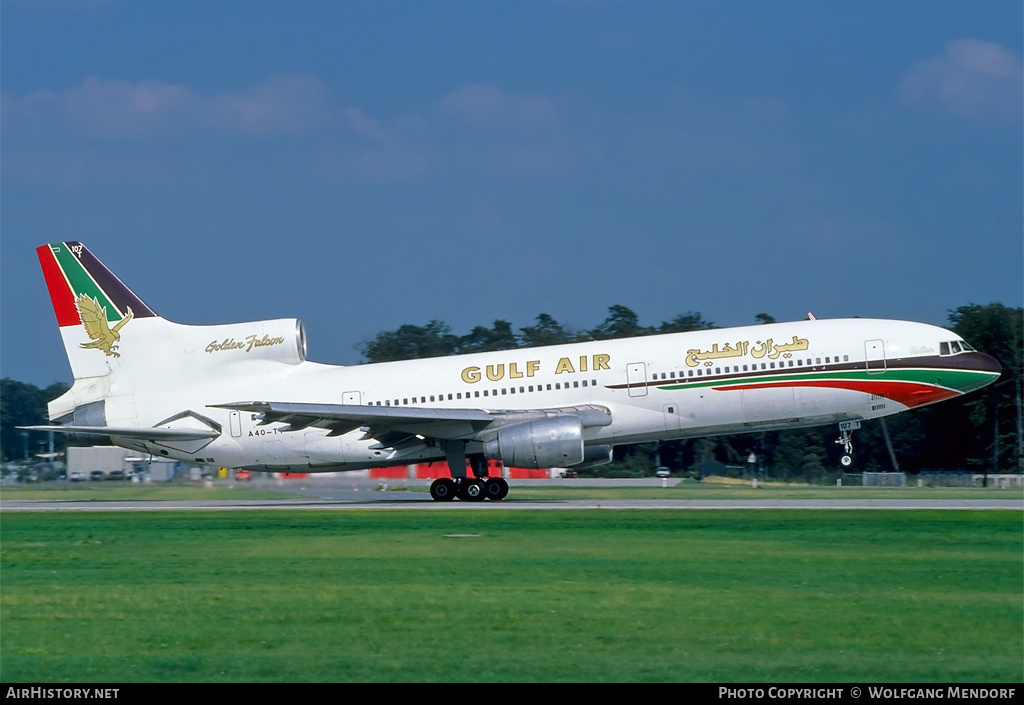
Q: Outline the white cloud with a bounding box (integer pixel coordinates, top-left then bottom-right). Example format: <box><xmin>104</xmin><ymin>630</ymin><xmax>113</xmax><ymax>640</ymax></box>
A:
<box><xmin>4</xmin><ymin>74</ymin><xmax>332</xmax><ymax>138</ymax></box>
<box><xmin>435</xmin><ymin>84</ymin><xmax>561</xmax><ymax>133</ymax></box>
<box><xmin>342</xmin><ymin>107</ymin><xmax>395</xmax><ymax>147</ymax></box>
<box><xmin>900</xmin><ymin>39</ymin><xmax>1023</xmax><ymax>119</ymax></box>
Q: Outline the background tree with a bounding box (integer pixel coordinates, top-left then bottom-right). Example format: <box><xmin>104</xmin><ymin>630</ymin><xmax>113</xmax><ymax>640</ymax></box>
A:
<box><xmin>458</xmin><ymin>320</ymin><xmax>519</xmax><ymax>354</ymax></box>
<box><xmin>359</xmin><ymin>320</ymin><xmax>460</xmax><ymax>363</ymax></box>
<box><xmin>947</xmin><ymin>303</ymin><xmax>1023</xmax><ymax>472</ymax></box>
<box><xmin>1</xmin><ymin>379</ymin><xmax>69</xmax><ymax>461</ymax></box>
<box><xmin>519</xmin><ymin>313</ymin><xmax>579</xmax><ymax>347</ymax></box>
<box><xmin>589</xmin><ymin>305</ymin><xmax>652</xmax><ymax>340</ymax></box>
<box><xmin>658</xmin><ymin>311</ymin><xmax>716</xmax><ymax>333</ymax></box>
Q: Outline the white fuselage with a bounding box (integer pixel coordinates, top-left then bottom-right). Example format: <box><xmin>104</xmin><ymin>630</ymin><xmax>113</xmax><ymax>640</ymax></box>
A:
<box><xmin>51</xmin><ymin>317</ymin><xmax>993</xmax><ymax>472</ymax></box>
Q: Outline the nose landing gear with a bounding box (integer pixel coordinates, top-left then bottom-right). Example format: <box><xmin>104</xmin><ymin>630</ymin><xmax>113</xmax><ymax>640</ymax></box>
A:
<box><xmin>835</xmin><ymin>420</ymin><xmax>861</xmax><ymax>467</ymax></box>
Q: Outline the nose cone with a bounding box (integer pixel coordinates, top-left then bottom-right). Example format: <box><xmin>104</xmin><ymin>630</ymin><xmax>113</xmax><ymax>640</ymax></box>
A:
<box><xmin>949</xmin><ymin>352</ymin><xmax>1002</xmax><ymax>394</ymax></box>
<box><xmin>977</xmin><ymin>352</ymin><xmax>1003</xmax><ymax>376</ymax></box>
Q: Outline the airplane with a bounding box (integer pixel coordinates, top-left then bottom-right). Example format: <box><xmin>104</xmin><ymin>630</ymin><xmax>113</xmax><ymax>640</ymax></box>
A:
<box><xmin>26</xmin><ymin>241</ymin><xmax>1002</xmax><ymax>501</ymax></box>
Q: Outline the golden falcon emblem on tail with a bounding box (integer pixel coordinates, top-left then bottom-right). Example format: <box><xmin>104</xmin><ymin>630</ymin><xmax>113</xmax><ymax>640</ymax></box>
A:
<box><xmin>75</xmin><ymin>294</ymin><xmax>133</xmax><ymax>358</ymax></box>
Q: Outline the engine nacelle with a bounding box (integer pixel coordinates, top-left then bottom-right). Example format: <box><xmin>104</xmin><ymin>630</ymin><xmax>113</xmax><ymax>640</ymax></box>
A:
<box><xmin>483</xmin><ymin>416</ymin><xmax>584</xmax><ymax>469</ymax></box>
<box><xmin>572</xmin><ymin>445</ymin><xmax>613</xmax><ymax>469</ymax></box>
<box><xmin>194</xmin><ymin>318</ymin><xmax>307</xmax><ymax>365</ymax></box>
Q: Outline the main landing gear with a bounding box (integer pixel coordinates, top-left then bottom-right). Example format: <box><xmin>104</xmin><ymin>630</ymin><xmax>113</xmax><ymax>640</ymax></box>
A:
<box><xmin>429</xmin><ymin>476</ymin><xmax>509</xmax><ymax>502</ymax></box>
<box><xmin>430</xmin><ymin>442</ymin><xmax>510</xmax><ymax>502</ymax></box>
<box><xmin>835</xmin><ymin>420</ymin><xmax>861</xmax><ymax>468</ymax></box>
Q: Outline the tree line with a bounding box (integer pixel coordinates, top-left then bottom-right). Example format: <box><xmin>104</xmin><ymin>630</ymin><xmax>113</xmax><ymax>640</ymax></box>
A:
<box><xmin>3</xmin><ymin>303</ymin><xmax>1020</xmax><ymax>480</ymax></box>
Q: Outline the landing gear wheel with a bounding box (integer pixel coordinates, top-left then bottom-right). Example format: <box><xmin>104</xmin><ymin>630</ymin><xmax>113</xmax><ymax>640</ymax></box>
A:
<box><xmin>484</xmin><ymin>477</ymin><xmax>509</xmax><ymax>501</ymax></box>
<box><xmin>840</xmin><ymin>454</ymin><xmax>853</xmax><ymax>468</ymax></box>
<box><xmin>459</xmin><ymin>479</ymin><xmax>486</xmax><ymax>502</ymax></box>
<box><xmin>430</xmin><ymin>478</ymin><xmax>457</xmax><ymax>502</ymax></box>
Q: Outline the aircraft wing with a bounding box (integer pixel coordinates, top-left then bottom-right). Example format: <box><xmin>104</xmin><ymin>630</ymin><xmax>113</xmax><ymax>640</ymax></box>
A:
<box><xmin>209</xmin><ymin>401</ymin><xmax>611</xmax><ymax>447</ymax></box>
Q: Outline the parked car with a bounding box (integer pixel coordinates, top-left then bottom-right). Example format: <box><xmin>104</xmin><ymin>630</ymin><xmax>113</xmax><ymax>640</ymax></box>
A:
<box><xmin>655</xmin><ymin>467</ymin><xmax>671</xmax><ymax>478</ymax></box>
<box><xmin>108</xmin><ymin>470</ymin><xmax>126</xmax><ymax>480</ymax></box>
<box><xmin>89</xmin><ymin>471</ymin><xmax>105</xmax><ymax>481</ymax></box>
<box><xmin>69</xmin><ymin>471</ymin><xmax>87</xmax><ymax>482</ymax></box>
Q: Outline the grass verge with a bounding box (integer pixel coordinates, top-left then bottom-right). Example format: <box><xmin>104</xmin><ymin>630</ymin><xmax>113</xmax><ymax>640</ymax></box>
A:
<box><xmin>1</xmin><ymin>509</ymin><xmax>1021</xmax><ymax>682</ymax></box>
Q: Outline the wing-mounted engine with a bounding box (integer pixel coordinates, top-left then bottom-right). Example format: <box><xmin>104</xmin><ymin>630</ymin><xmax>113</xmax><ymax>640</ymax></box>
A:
<box><xmin>482</xmin><ymin>416</ymin><xmax>585</xmax><ymax>469</ymax></box>
<box><xmin>576</xmin><ymin>445</ymin><xmax>613</xmax><ymax>469</ymax></box>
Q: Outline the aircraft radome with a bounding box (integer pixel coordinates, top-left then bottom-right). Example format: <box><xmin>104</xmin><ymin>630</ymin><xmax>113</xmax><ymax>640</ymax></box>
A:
<box><xmin>26</xmin><ymin>242</ymin><xmax>1002</xmax><ymax>501</ymax></box>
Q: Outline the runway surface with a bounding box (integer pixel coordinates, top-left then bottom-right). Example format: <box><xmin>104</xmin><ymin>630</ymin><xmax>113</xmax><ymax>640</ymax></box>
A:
<box><xmin>2</xmin><ymin>477</ymin><xmax>1021</xmax><ymax>511</ymax></box>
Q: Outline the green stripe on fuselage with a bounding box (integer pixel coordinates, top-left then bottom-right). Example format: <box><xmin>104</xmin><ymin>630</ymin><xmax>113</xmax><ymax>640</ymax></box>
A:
<box><xmin>657</xmin><ymin>367</ymin><xmax>998</xmax><ymax>395</ymax></box>
<box><xmin>53</xmin><ymin>244</ymin><xmax>121</xmax><ymax>322</ymax></box>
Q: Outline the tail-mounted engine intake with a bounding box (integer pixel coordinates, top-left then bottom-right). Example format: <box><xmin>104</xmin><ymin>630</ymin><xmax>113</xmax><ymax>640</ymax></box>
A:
<box><xmin>482</xmin><ymin>416</ymin><xmax>585</xmax><ymax>469</ymax></box>
<box><xmin>198</xmin><ymin>319</ymin><xmax>307</xmax><ymax>365</ymax></box>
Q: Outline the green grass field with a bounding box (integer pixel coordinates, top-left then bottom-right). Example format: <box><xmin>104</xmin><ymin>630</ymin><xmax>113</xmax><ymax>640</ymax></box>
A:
<box><xmin>0</xmin><ymin>484</ymin><xmax>302</xmax><ymax>501</ymax></box>
<box><xmin>1</xmin><ymin>509</ymin><xmax>1020</xmax><ymax>682</ymax></box>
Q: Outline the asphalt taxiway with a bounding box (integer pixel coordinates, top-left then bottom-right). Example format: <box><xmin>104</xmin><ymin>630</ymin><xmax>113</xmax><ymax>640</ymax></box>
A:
<box><xmin>2</xmin><ymin>477</ymin><xmax>1021</xmax><ymax>511</ymax></box>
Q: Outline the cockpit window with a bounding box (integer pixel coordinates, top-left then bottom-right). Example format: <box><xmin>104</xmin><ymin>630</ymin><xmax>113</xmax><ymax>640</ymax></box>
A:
<box><xmin>940</xmin><ymin>340</ymin><xmax>974</xmax><ymax>356</ymax></box>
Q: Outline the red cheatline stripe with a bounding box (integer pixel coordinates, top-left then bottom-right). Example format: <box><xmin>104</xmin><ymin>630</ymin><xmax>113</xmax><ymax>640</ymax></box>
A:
<box><xmin>37</xmin><ymin>244</ymin><xmax>81</xmax><ymax>328</ymax></box>
<box><xmin>715</xmin><ymin>379</ymin><xmax>960</xmax><ymax>408</ymax></box>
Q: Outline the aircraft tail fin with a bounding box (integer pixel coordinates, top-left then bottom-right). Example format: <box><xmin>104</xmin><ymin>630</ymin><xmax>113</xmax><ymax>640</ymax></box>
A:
<box><xmin>37</xmin><ymin>242</ymin><xmax>161</xmax><ymax>380</ymax></box>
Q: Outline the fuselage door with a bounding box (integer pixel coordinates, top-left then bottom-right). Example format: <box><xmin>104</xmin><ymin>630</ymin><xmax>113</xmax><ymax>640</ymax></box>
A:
<box><xmin>342</xmin><ymin>391</ymin><xmax>361</xmax><ymax>405</ymax></box>
<box><xmin>663</xmin><ymin>403</ymin><xmax>681</xmax><ymax>431</ymax></box>
<box><xmin>865</xmin><ymin>339</ymin><xmax>886</xmax><ymax>374</ymax></box>
<box><xmin>626</xmin><ymin>362</ymin><xmax>647</xmax><ymax>397</ymax></box>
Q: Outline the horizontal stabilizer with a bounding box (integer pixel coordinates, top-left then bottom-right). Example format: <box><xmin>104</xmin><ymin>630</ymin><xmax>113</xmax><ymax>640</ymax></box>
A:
<box><xmin>21</xmin><ymin>425</ymin><xmax>221</xmax><ymax>442</ymax></box>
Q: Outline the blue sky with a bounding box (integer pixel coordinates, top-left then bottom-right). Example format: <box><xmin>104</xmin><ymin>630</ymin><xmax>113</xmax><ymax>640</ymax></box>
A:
<box><xmin>3</xmin><ymin>1</ymin><xmax>1021</xmax><ymax>386</ymax></box>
